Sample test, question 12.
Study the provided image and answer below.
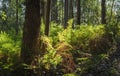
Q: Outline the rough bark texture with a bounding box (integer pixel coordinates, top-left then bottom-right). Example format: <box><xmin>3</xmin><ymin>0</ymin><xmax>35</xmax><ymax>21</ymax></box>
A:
<box><xmin>21</xmin><ymin>0</ymin><xmax>41</xmax><ymax>64</ymax></box>
<box><xmin>101</xmin><ymin>0</ymin><xmax>106</xmax><ymax>24</ymax></box>
<box><xmin>45</xmin><ymin>0</ymin><xmax>51</xmax><ymax>36</ymax></box>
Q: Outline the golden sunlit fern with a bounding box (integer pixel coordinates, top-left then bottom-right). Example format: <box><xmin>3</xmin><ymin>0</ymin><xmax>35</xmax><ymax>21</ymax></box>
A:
<box><xmin>55</xmin><ymin>41</ymin><xmax>72</xmax><ymax>53</ymax></box>
<box><xmin>55</xmin><ymin>41</ymin><xmax>75</xmax><ymax>73</ymax></box>
<box><xmin>59</xmin><ymin>53</ymin><xmax>76</xmax><ymax>73</ymax></box>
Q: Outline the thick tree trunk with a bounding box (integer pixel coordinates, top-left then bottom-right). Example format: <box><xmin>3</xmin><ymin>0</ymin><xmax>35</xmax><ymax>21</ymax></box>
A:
<box><xmin>21</xmin><ymin>0</ymin><xmax>41</xmax><ymax>64</ymax></box>
<box><xmin>45</xmin><ymin>0</ymin><xmax>51</xmax><ymax>36</ymax></box>
<box><xmin>101</xmin><ymin>0</ymin><xmax>106</xmax><ymax>24</ymax></box>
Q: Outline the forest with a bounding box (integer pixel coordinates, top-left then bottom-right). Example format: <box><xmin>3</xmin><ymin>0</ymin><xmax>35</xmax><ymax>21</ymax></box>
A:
<box><xmin>0</xmin><ymin>0</ymin><xmax>120</xmax><ymax>76</ymax></box>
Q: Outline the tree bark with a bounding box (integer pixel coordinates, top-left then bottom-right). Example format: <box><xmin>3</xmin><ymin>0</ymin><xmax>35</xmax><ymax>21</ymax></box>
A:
<box><xmin>109</xmin><ymin>0</ymin><xmax>115</xmax><ymax>22</ymax></box>
<box><xmin>77</xmin><ymin>0</ymin><xmax>81</xmax><ymax>25</ymax></box>
<box><xmin>51</xmin><ymin>0</ymin><xmax>58</xmax><ymax>23</ymax></box>
<box><xmin>45</xmin><ymin>0</ymin><xmax>51</xmax><ymax>36</ymax></box>
<box><xmin>16</xmin><ymin>0</ymin><xmax>19</xmax><ymax>35</ymax></box>
<box><xmin>21</xmin><ymin>0</ymin><xmax>41</xmax><ymax>64</ymax></box>
<box><xmin>101</xmin><ymin>0</ymin><xmax>106</xmax><ymax>24</ymax></box>
<box><xmin>64</xmin><ymin>0</ymin><xmax>68</xmax><ymax>28</ymax></box>
<box><xmin>68</xmin><ymin>0</ymin><xmax>73</xmax><ymax>19</ymax></box>
<box><xmin>40</xmin><ymin>0</ymin><xmax>45</xmax><ymax>23</ymax></box>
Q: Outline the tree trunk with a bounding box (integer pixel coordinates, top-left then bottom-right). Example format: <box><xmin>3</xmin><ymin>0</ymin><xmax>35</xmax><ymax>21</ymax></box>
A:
<box><xmin>51</xmin><ymin>0</ymin><xmax>58</xmax><ymax>23</ymax></box>
<box><xmin>40</xmin><ymin>0</ymin><xmax>45</xmax><ymax>23</ymax></box>
<box><xmin>21</xmin><ymin>0</ymin><xmax>41</xmax><ymax>64</ymax></box>
<box><xmin>64</xmin><ymin>0</ymin><xmax>68</xmax><ymax>28</ymax></box>
<box><xmin>45</xmin><ymin>0</ymin><xmax>51</xmax><ymax>36</ymax></box>
<box><xmin>61</xmin><ymin>0</ymin><xmax>64</xmax><ymax>25</ymax></box>
<box><xmin>16</xmin><ymin>0</ymin><xmax>19</xmax><ymax>35</ymax></box>
<box><xmin>77</xmin><ymin>0</ymin><xmax>81</xmax><ymax>25</ymax></box>
<box><xmin>68</xmin><ymin>0</ymin><xmax>73</xmax><ymax>19</ymax></box>
<box><xmin>109</xmin><ymin>0</ymin><xmax>115</xmax><ymax>22</ymax></box>
<box><xmin>101</xmin><ymin>0</ymin><xmax>106</xmax><ymax>24</ymax></box>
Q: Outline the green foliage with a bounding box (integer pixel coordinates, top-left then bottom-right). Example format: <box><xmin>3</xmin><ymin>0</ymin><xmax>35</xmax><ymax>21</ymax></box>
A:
<box><xmin>1</xmin><ymin>11</ymin><xmax>7</xmax><ymax>21</ymax></box>
<box><xmin>50</xmin><ymin>22</ymin><xmax>63</xmax><ymax>45</ymax></box>
<box><xmin>105</xmin><ymin>21</ymin><xmax>119</xmax><ymax>41</ymax></box>
<box><xmin>0</xmin><ymin>0</ymin><xmax>120</xmax><ymax>75</ymax></box>
<box><xmin>89</xmin><ymin>36</ymin><xmax>111</xmax><ymax>55</ymax></box>
<box><xmin>77</xmin><ymin>57</ymin><xmax>89</xmax><ymax>62</ymax></box>
<box><xmin>38</xmin><ymin>36</ymin><xmax>62</xmax><ymax>70</ymax></box>
<box><xmin>58</xmin><ymin>19</ymin><xmax>73</xmax><ymax>43</ymax></box>
<box><xmin>71</xmin><ymin>25</ymin><xmax>105</xmax><ymax>53</ymax></box>
<box><xmin>0</xmin><ymin>20</ymin><xmax>120</xmax><ymax>75</ymax></box>
<box><xmin>50</xmin><ymin>22</ymin><xmax>63</xmax><ymax>37</ymax></box>
<box><xmin>63</xmin><ymin>73</ymin><xmax>76</xmax><ymax>76</ymax></box>
<box><xmin>0</xmin><ymin>31</ymin><xmax>21</xmax><ymax>69</ymax></box>
<box><xmin>41</xmin><ymin>49</ymin><xmax>62</xmax><ymax>70</ymax></box>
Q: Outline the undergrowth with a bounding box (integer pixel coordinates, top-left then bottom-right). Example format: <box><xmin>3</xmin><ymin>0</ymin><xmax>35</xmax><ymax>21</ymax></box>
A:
<box><xmin>0</xmin><ymin>20</ymin><xmax>120</xmax><ymax>76</ymax></box>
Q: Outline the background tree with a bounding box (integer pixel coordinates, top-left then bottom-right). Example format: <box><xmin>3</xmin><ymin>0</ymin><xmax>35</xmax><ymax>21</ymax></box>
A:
<box><xmin>15</xmin><ymin>0</ymin><xmax>19</xmax><ymax>35</ymax></box>
<box><xmin>40</xmin><ymin>0</ymin><xmax>45</xmax><ymax>23</ymax></box>
<box><xmin>77</xmin><ymin>0</ymin><xmax>81</xmax><ymax>25</ymax></box>
<box><xmin>101</xmin><ymin>0</ymin><xmax>106</xmax><ymax>24</ymax></box>
<box><xmin>51</xmin><ymin>0</ymin><xmax>58</xmax><ymax>23</ymax></box>
<box><xmin>45</xmin><ymin>0</ymin><xmax>51</xmax><ymax>36</ymax></box>
<box><xmin>0</xmin><ymin>0</ymin><xmax>120</xmax><ymax>76</ymax></box>
<box><xmin>68</xmin><ymin>0</ymin><xmax>73</xmax><ymax>19</ymax></box>
<box><xmin>64</xmin><ymin>0</ymin><xmax>68</xmax><ymax>28</ymax></box>
<box><xmin>0</xmin><ymin>0</ymin><xmax>24</xmax><ymax>33</ymax></box>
